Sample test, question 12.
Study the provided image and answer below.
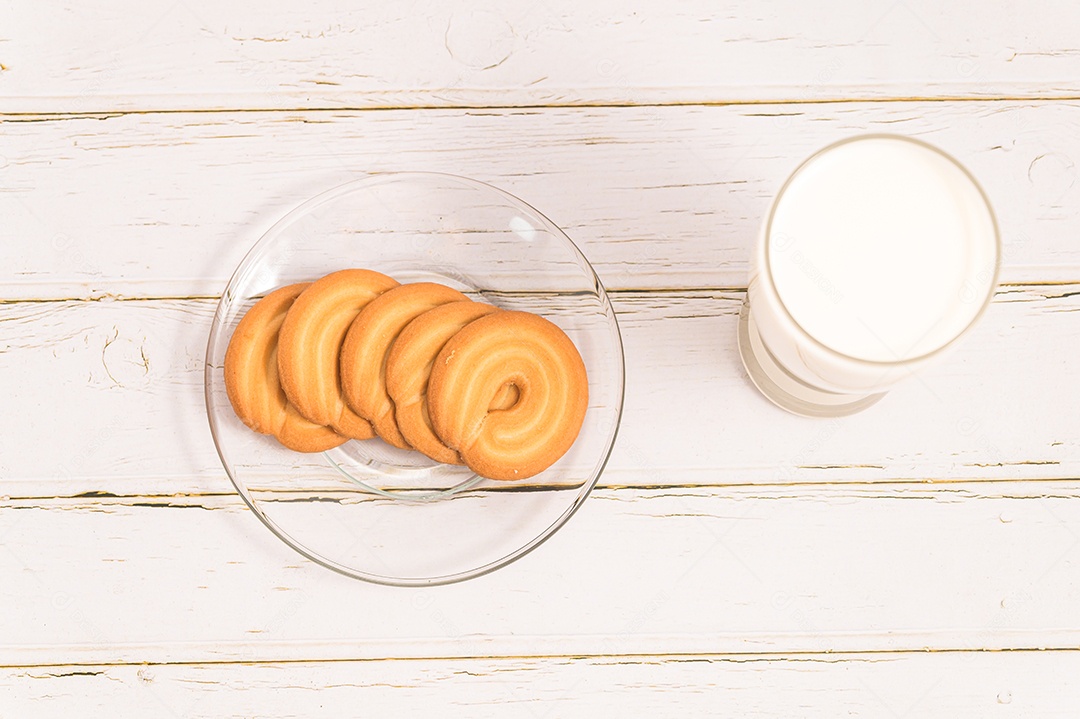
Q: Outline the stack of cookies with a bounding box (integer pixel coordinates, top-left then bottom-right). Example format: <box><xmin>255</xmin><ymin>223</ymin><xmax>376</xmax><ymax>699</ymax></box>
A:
<box><xmin>224</xmin><ymin>269</ymin><xmax>589</xmax><ymax>481</ymax></box>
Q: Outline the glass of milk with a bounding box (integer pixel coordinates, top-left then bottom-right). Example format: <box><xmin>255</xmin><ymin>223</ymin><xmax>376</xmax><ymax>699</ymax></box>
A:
<box><xmin>739</xmin><ymin>134</ymin><xmax>1000</xmax><ymax>417</ymax></box>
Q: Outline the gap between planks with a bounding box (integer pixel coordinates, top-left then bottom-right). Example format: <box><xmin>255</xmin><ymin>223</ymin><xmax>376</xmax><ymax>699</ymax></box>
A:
<box><xmin>3</xmin><ymin>642</ymin><xmax>1080</xmax><ymax>672</ymax></box>
<box><xmin>7</xmin><ymin>475</ymin><xmax>1080</xmax><ymax>505</ymax></box>
<box><xmin>0</xmin><ymin>282</ymin><xmax>1073</xmax><ymax>307</ymax></box>
<box><xmin>6</xmin><ymin>639</ymin><xmax>1080</xmax><ymax>673</ymax></box>
<box><xmin>5</xmin><ymin>91</ymin><xmax>1080</xmax><ymax>118</ymax></box>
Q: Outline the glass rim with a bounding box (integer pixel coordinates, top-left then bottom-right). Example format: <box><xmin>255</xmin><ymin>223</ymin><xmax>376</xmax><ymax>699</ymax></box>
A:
<box><xmin>762</xmin><ymin>133</ymin><xmax>1002</xmax><ymax>367</ymax></box>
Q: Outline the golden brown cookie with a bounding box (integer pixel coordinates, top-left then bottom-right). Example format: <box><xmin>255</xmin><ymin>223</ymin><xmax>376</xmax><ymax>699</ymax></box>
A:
<box><xmin>224</xmin><ymin>283</ymin><xmax>348</xmax><ymax>453</ymax></box>
<box><xmin>277</xmin><ymin>269</ymin><xmax>399</xmax><ymax>440</ymax></box>
<box><xmin>340</xmin><ymin>282</ymin><xmax>470</xmax><ymax>449</ymax></box>
<box><xmin>427</xmin><ymin>311</ymin><xmax>589</xmax><ymax>480</ymax></box>
<box><xmin>384</xmin><ymin>300</ymin><xmax>500</xmax><ymax>463</ymax></box>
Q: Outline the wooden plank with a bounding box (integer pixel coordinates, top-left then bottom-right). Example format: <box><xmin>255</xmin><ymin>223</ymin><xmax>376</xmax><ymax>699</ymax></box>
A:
<box><xmin>0</xmin><ymin>287</ymin><xmax>1075</xmax><ymax>498</ymax></box>
<box><xmin>1</xmin><ymin>483</ymin><xmax>1079</xmax><ymax>664</ymax></box>
<box><xmin>1</xmin><ymin>651</ymin><xmax>1076</xmax><ymax>717</ymax></box>
<box><xmin>4</xmin><ymin>1</ymin><xmax>1080</xmax><ymax>112</ymax></box>
<box><xmin>2</xmin><ymin>103</ymin><xmax>1080</xmax><ymax>299</ymax></box>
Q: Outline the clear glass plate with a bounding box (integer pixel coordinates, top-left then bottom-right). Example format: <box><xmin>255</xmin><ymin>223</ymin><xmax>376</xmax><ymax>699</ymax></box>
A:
<box><xmin>204</xmin><ymin>172</ymin><xmax>624</xmax><ymax>586</ymax></box>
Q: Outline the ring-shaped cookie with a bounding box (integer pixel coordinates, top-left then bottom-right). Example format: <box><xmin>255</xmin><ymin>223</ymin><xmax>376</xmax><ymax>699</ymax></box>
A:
<box><xmin>428</xmin><ymin>311</ymin><xmax>589</xmax><ymax>480</ymax></box>
<box><xmin>384</xmin><ymin>300</ymin><xmax>500</xmax><ymax>463</ymax></box>
<box><xmin>277</xmin><ymin>269</ymin><xmax>399</xmax><ymax>440</ymax></box>
<box><xmin>340</xmin><ymin>282</ymin><xmax>469</xmax><ymax>449</ymax></box>
<box><xmin>224</xmin><ymin>283</ymin><xmax>348</xmax><ymax>453</ymax></box>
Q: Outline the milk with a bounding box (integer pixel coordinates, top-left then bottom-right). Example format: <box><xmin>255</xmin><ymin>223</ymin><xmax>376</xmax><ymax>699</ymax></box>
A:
<box><xmin>746</xmin><ymin>135</ymin><xmax>999</xmax><ymax>400</ymax></box>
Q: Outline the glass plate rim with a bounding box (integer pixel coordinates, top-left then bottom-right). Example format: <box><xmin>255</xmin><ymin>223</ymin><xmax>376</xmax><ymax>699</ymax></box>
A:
<box><xmin>203</xmin><ymin>170</ymin><xmax>626</xmax><ymax>586</ymax></box>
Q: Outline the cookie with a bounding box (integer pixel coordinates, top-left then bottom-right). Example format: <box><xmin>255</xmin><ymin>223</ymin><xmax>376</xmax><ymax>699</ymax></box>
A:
<box><xmin>340</xmin><ymin>282</ymin><xmax>469</xmax><ymax>449</ymax></box>
<box><xmin>427</xmin><ymin>311</ymin><xmax>589</xmax><ymax>480</ymax></box>
<box><xmin>224</xmin><ymin>283</ymin><xmax>348</xmax><ymax>453</ymax></box>
<box><xmin>384</xmin><ymin>300</ymin><xmax>500</xmax><ymax>463</ymax></box>
<box><xmin>277</xmin><ymin>269</ymin><xmax>399</xmax><ymax>440</ymax></box>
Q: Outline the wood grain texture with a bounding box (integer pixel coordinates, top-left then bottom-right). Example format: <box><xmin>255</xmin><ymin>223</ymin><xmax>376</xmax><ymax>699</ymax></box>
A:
<box><xmin>1</xmin><ymin>652</ymin><xmax>1076</xmax><ymax>718</ymax></box>
<box><xmin>3</xmin><ymin>1</ymin><xmax>1080</xmax><ymax>112</ymax></box>
<box><xmin>0</xmin><ymin>286</ymin><xmax>1075</xmax><ymax>498</ymax></box>
<box><xmin>3</xmin><ymin>2</ymin><xmax>1079</xmax><ymax>703</ymax></box>
<box><xmin>3</xmin><ymin>102</ymin><xmax>1080</xmax><ymax>299</ymax></box>
<box><xmin>1</xmin><ymin>483</ymin><xmax>1079</xmax><ymax>664</ymax></box>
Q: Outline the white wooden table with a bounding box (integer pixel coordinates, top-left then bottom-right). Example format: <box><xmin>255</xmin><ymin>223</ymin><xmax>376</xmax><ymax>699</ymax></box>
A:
<box><xmin>3</xmin><ymin>2</ymin><xmax>1080</xmax><ymax>714</ymax></box>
